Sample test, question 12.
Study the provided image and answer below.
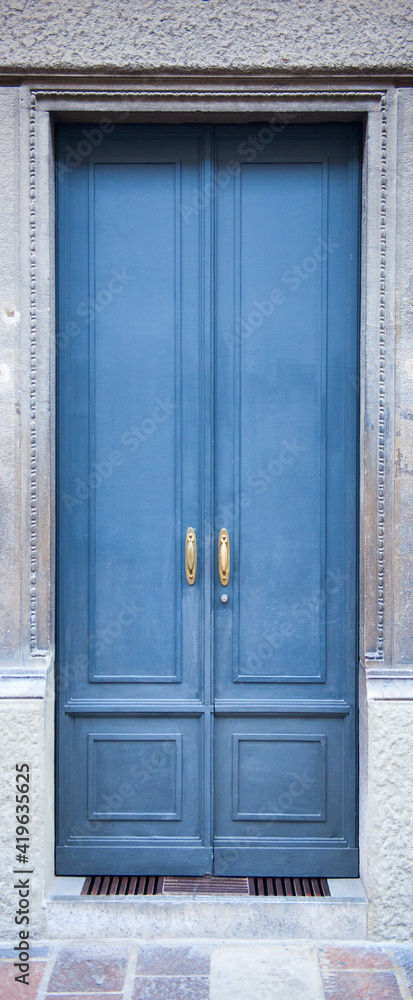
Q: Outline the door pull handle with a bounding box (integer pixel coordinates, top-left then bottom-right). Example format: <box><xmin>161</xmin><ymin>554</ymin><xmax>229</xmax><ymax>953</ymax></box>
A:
<box><xmin>185</xmin><ymin>528</ymin><xmax>197</xmax><ymax>585</ymax></box>
<box><xmin>218</xmin><ymin>529</ymin><xmax>230</xmax><ymax>586</ymax></box>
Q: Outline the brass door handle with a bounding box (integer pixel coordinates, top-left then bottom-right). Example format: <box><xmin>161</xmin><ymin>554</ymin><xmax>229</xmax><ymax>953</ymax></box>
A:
<box><xmin>218</xmin><ymin>529</ymin><xmax>230</xmax><ymax>586</ymax></box>
<box><xmin>185</xmin><ymin>528</ymin><xmax>197</xmax><ymax>585</ymax></box>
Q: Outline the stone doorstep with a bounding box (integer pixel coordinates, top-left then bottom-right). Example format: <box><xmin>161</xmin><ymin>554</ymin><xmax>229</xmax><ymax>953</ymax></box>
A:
<box><xmin>49</xmin><ymin>876</ymin><xmax>366</xmax><ymax>899</ymax></box>
<box><xmin>44</xmin><ymin>878</ymin><xmax>367</xmax><ymax>940</ymax></box>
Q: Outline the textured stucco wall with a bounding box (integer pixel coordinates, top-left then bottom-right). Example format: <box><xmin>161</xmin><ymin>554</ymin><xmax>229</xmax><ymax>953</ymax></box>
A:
<box><xmin>0</xmin><ymin>697</ymin><xmax>49</xmax><ymax>939</ymax></box>
<box><xmin>0</xmin><ymin>0</ymin><xmax>412</xmax><ymax>74</ymax></box>
<box><xmin>364</xmin><ymin>698</ymin><xmax>413</xmax><ymax>939</ymax></box>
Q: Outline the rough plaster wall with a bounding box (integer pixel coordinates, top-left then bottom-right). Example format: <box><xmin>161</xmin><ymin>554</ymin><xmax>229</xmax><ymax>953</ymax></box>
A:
<box><xmin>0</xmin><ymin>88</ymin><xmax>21</xmax><ymax>665</ymax></box>
<box><xmin>0</xmin><ymin>0</ymin><xmax>413</xmax><ymax>74</ymax></box>
<box><xmin>367</xmin><ymin>700</ymin><xmax>413</xmax><ymax>940</ymax></box>
<box><xmin>0</xmin><ymin>699</ymin><xmax>47</xmax><ymax>939</ymax></box>
<box><xmin>394</xmin><ymin>89</ymin><xmax>413</xmax><ymax>664</ymax></box>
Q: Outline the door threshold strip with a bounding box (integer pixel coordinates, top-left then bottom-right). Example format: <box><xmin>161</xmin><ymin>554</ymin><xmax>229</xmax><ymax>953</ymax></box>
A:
<box><xmin>81</xmin><ymin>875</ymin><xmax>330</xmax><ymax>897</ymax></box>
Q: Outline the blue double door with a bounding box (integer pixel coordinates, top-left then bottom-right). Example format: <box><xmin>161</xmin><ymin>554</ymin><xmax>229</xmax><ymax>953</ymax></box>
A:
<box><xmin>56</xmin><ymin>123</ymin><xmax>360</xmax><ymax>876</ymax></box>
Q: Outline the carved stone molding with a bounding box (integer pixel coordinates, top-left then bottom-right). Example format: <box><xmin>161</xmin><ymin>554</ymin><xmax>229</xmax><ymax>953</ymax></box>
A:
<box><xmin>28</xmin><ymin>84</ymin><xmax>387</xmax><ymax>659</ymax></box>
<box><xmin>377</xmin><ymin>93</ymin><xmax>387</xmax><ymax>659</ymax></box>
<box><xmin>29</xmin><ymin>91</ymin><xmax>37</xmax><ymax>653</ymax></box>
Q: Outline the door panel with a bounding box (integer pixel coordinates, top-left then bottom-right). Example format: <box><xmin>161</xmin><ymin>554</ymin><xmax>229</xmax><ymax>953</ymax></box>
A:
<box><xmin>63</xmin><ymin>715</ymin><xmax>205</xmax><ymax>872</ymax></box>
<box><xmin>215</xmin><ymin>158</ymin><xmax>328</xmax><ymax>687</ymax></box>
<box><xmin>56</xmin><ymin>123</ymin><xmax>360</xmax><ymax>876</ymax></box>
<box><xmin>92</xmin><ymin>162</ymin><xmax>180</xmax><ymax>682</ymax></box>
<box><xmin>213</xmin><ymin>126</ymin><xmax>359</xmax><ymax>874</ymax></box>
<box><xmin>56</xmin><ymin>127</ymin><xmax>212</xmax><ymax>874</ymax></box>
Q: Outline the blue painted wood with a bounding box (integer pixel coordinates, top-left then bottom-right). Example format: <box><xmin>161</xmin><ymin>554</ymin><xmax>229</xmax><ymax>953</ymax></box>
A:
<box><xmin>56</xmin><ymin>123</ymin><xmax>360</xmax><ymax>876</ymax></box>
<box><xmin>56</xmin><ymin>126</ymin><xmax>213</xmax><ymax>874</ymax></box>
<box><xmin>214</xmin><ymin>123</ymin><xmax>360</xmax><ymax>875</ymax></box>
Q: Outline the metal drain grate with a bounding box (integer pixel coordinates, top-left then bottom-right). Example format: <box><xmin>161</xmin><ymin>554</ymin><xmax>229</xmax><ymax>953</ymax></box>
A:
<box><xmin>81</xmin><ymin>874</ymin><xmax>330</xmax><ymax>897</ymax></box>
<box><xmin>162</xmin><ymin>876</ymin><xmax>249</xmax><ymax>894</ymax></box>
<box><xmin>81</xmin><ymin>875</ymin><xmax>162</xmax><ymax>895</ymax></box>
<box><xmin>248</xmin><ymin>877</ymin><xmax>330</xmax><ymax>897</ymax></box>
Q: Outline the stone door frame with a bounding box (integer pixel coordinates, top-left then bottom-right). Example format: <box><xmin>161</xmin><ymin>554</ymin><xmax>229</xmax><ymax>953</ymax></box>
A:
<box><xmin>17</xmin><ymin>79</ymin><xmax>398</xmax><ymax>897</ymax></box>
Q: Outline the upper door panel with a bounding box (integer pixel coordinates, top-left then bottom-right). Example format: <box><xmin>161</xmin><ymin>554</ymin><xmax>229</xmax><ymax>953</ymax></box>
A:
<box><xmin>214</xmin><ymin>125</ymin><xmax>360</xmax><ymax>705</ymax></box>
<box><xmin>57</xmin><ymin>127</ymin><xmax>208</xmax><ymax>703</ymax></box>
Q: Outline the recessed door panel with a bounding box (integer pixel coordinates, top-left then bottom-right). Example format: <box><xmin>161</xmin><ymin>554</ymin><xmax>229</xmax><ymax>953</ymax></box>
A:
<box><xmin>91</xmin><ymin>162</ymin><xmax>179</xmax><ymax>682</ymax></box>
<box><xmin>213</xmin><ymin>714</ymin><xmax>352</xmax><ymax>876</ymax></box>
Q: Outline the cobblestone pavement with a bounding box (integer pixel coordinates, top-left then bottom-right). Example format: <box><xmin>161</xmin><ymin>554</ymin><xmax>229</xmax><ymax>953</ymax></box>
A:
<box><xmin>1</xmin><ymin>940</ymin><xmax>413</xmax><ymax>1000</ymax></box>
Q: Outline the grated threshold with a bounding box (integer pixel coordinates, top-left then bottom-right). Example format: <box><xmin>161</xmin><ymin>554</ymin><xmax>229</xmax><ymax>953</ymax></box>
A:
<box><xmin>81</xmin><ymin>875</ymin><xmax>330</xmax><ymax>897</ymax></box>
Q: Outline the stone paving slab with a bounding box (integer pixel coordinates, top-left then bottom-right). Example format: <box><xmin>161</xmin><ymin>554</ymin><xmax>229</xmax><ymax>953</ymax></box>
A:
<box><xmin>0</xmin><ymin>960</ymin><xmax>47</xmax><ymax>1000</ymax></box>
<box><xmin>46</xmin><ymin>944</ymin><xmax>130</xmax><ymax>993</ymax></box>
<box><xmin>209</xmin><ymin>943</ymin><xmax>325</xmax><ymax>1000</ymax></box>
<box><xmin>135</xmin><ymin>944</ymin><xmax>211</xmax><ymax>976</ymax></box>
<box><xmin>0</xmin><ymin>939</ymin><xmax>412</xmax><ymax>999</ymax></box>
<box><xmin>318</xmin><ymin>945</ymin><xmax>405</xmax><ymax>1000</ymax></box>
<box><xmin>132</xmin><ymin>977</ymin><xmax>209</xmax><ymax>999</ymax></box>
<box><xmin>321</xmin><ymin>970</ymin><xmax>403</xmax><ymax>999</ymax></box>
<box><xmin>318</xmin><ymin>944</ymin><xmax>394</xmax><ymax>970</ymax></box>
<box><xmin>394</xmin><ymin>946</ymin><xmax>413</xmax><ymax>994</ymax></box>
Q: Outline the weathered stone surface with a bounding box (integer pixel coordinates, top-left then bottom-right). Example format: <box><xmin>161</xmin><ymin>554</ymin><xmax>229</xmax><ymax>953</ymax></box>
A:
<box><xmin>209</xmin><ymin>943</ymin><xmax>324</xmax><ymax>1000</ymax></box>
<box><xmin>321</xmin><ymin>970</ymin><xmax>402</xmax><ymax>999</ymax></box>
<box><xmin>0</xmin><ymin>87</ymin><xmax>21</xmax><ymax>665</ymax></box>
<box><xmin>135</xmin><ymin>945</ymin><xmax>211</xmax><ymax>976</ymax></box>
<box><xmin>0</xmin><ymin>959</ymin><xmax>47</xmax><ymax>1000</ymax></box>
<box><xmin>366</xmin><ymin>700</ymin><xmax>413</xmax><ymax>940</ymax></box>
<box><xmin>0</xmin><ymin>1</ymin><xmax>412</xmax><ymax>74</ymax></box>
<box><xmin>47</xmin><ymin>945</ymin><xmax>130</xmax><ymax>992</ymax></box>
<box><xmin>132</xmin><ymin>977</ymin><xmax>209</xmax><ymax>999</ymax></box>
<box><xmin>44</xmin><ymin>893</ymin><xmax>368</xmax><ymax>941</ymax></box>
<box><xmin>0</xmin><ymin>699</ymin><xmax>47</xmax><ymax>940</ymax></box>
<box><xmin>318</xmin><ymin>946</ymin><xmax>393</xmax><ymax>970</ymax></box>
<box><xmin>394</xmin><ymin>89</ymin><xmax>413</xmax><ymax>664</ymax></box>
